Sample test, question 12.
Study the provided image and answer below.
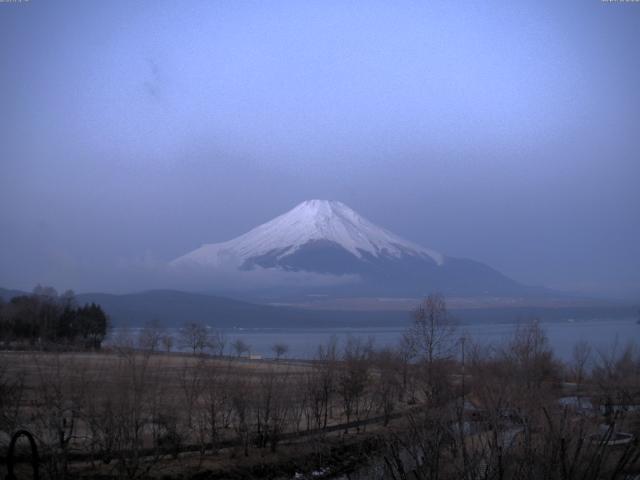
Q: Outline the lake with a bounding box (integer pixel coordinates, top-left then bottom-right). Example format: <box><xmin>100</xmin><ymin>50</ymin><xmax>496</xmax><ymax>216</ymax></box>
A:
<box><xmin>115</xmin><ymin>317</ymin><xmax>639</xmax><ymax>362</ymax></box>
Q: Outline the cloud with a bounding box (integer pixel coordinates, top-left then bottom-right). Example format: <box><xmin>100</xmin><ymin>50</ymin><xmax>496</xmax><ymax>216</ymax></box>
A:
<box><xmin>164</xmin><ymin>261</ymin><xmax>361</xmax><ymax>292</ymax></box>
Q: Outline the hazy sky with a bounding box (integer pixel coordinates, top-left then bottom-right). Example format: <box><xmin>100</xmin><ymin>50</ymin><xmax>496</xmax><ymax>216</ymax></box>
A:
<box><xmin>1</xmin><ymin>0</ymin><xmax>639</xmax><ymax>298</ymax></box>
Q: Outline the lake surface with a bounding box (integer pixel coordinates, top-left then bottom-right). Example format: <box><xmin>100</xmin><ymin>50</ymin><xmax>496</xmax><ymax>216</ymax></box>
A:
<box><xmin>115</xmin><ymin>318</ymin><xmax>639</xmax><ymax>362</ymax></box>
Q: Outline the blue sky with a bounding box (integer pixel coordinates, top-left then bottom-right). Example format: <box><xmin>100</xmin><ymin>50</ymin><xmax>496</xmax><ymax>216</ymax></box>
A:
<box><xmin>1</xmin><ymin>0</ymin><xmax>639</xmax><ymax>297</ymax></box>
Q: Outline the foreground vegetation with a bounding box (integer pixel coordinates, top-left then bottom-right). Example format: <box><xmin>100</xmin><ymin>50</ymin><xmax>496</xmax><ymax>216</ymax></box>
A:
<box><xmin>0</xmin><ymin>294</ymin><xmax>639</xmax><ymax>479</ymax></box>
<box><xmin>0</xmin><ymin>286</ymin><xmax>109</xmax><ymax>350</ymax></box>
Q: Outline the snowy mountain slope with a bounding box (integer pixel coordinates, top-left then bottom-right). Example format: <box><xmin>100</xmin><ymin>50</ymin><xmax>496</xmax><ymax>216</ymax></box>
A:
<box><xmin>172</xmin><ymin>200</ymin><xmax>443</xmax><ymax>269</ymax></box>
<box><xmin>171</xmin><ymin>199</ymin><xmax>529</xmax><ymax>296</ymax></box>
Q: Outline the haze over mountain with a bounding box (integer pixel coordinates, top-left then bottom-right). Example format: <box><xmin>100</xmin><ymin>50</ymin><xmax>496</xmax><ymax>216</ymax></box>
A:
<box><xmin>172</xmin><ymin>200</ymin><xmax>537</xmax><ymax>297</ymax></box>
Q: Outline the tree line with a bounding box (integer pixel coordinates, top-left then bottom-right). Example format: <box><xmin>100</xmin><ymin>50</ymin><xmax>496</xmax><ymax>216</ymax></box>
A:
<box><xmin>130</xmin><ymin>318</ymin><xmax>291</xmax><ymax>360</ymax></box>
<box><xmin>0</xmin><ymin>285</ymin><xmax>109</xmax><ymax>349</ymax></box>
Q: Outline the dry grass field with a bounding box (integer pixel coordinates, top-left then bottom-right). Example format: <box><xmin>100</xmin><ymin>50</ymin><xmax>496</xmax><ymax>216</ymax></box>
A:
<box><xmin>0</xmin><ymin>347</ymin><xmax>413</xmax><ymax>479</ymax></box>
<box><xmin>1</xmin><ymin>319</ymin><xmax>639</xmax><ymax>479</ymax></box>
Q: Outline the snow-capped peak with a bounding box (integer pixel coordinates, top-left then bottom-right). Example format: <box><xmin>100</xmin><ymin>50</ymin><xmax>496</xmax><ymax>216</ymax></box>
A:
<box><xmin>171</xmin><ymin>200</ymin><xmax>444</xmax><ymax>268</ymax></box>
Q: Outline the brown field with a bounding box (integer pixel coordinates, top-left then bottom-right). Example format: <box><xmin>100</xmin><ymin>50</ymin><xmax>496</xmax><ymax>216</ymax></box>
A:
<box><xmin>1</xmin><ymin>319</ymin><xmax>639</xmax><ymax>480</ymax></box>
<box><xmin>0</xmin><ymin>348</ymin><xmax>413</xmax><ymax>479</ymax></box>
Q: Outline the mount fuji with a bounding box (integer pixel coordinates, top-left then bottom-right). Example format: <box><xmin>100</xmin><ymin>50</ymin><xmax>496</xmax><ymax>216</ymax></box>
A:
<box><xmin>171</xmin><ymin>200</ymin><xmax>533</xmax><ymax>296</ymax></box>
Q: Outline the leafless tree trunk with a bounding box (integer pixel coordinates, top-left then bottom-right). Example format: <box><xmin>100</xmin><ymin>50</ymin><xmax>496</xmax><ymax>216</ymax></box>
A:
<box><xmin>570</xmin><ymin>339</ymin><xmax>592</xmax><ymax>391</ymax></box>
<box><xmin>310</xmin><ymin>336</ymin><xmax>338</xmax><ymax>430</ymax></box>
<box><xmin>271</xmin><ymin>342</ymin><xmax>289</xmax><ymax>360</ymax></box>
<box><xmin>372</xmin><ymin>348</ymin><xmax>402</xmax><ymax>426</ymax></box>
<box><xmin>0</xmin><ymin>360</ymin><xmax>25</xmax><ymax>447</ymax></box>
<box><xmin>338</xmin><ymin>336</ymin><xmax>372</xmax><ymax>432</ymax></box>
<box><xmin>30</xmin><ymin>352</ymin><xmax>89</xmax><ymax>479</ymax></box>
<box><xmin>208</xmin><ymin>329</ymin><xmax>226</xmax><ymax>357</ymax></box>
<box><xmin>137</xmin><ymin>319</ymin><xmax>164</xmax><ymax>353</ymax></box>
<box><xmin>229</xmin><ymin>373</ymin><xmax>251</xmax><ymax>457</ymax></box>
<box><xmin>231</xmin><ymin>338</ymin><xmax>251</xmax><ymax>357</ymax></box>
<box><xmin>408</xmin><ymin>294</ymin><xmax>457</xmax><ymax>365</ymax></box>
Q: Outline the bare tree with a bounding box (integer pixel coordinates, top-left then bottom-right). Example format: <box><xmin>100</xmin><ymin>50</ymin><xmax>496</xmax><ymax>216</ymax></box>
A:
<box><xmin>380</xmin><ymin>405</ymin><xmax>455</xmax><ymax>480</ymax></box>
<box><xmin>177</xmin><ymin>358</ymin><xmax>205</xmax><ymax>457</ymax></box>
<box><xmin>407</xmin><ymin>293</ymin><xmax>457</xmax><ymax>364</ymax></box>
<box><xmin>338</xmin><ymin>336</ymin><xmax>373</xmax><ymax>432</ymax></box>
<box><xmin>0</xmin><ymin>360</ymin><xmax>25</xmax><ymax>449</ymax></box>
<box><xmin>179</xmin><ymin>321</ymin><xmax>209</xmax><ymax>355</ymax></box>
<box><xmin>397</xmin><ymin>333</ymin><xmax>417</xmax><ymax>402</ymax></box>
<box><xmin>59</xmin><ymin>289</ymin><xmax>76</xmax><ymax>309</ymax></box>
<box><xmin>161</xmin><ymin>333</ymin><xmax>174</xmax><ymax>353</ymax></box>
<box><xmin>372</xmin><ymin>347</ymin><xmax>402</xmax><ymax>425</ymax></box>
<box><xmin>592</xmin><ymin>340</ymin><xmax>640</xmax><ymax>422</ymax></box>
<box><xmin>504</xmin><ymin>319</ymin><xmax>558</xmax><ymax>392</ymax></box>
<box><xmin>138</xmin><ymin>319</ymin><xmax>164</xmax><ymax>352</ymax></box>
<box><xmin>112</xmin><ymin>325</ymin><xmax>136</xmax><ymax>353</ymax></box>
<box><xmin>33</xmin><ymin>284</ymin><xmax>58</xmax><ymax>299</ymax></box>
<box><xmin>404</xmin><ymin>294</ymin><xmax>457</xmax><ymax>406</ymax></box>
<box><xmin>309</xmin><ymin>336</ymin><xmax>338</xmax><ymax>430</ymax></box>
<box><xmin>201</xmin><ymin>362</ymin><xmax>233</xmax><ymax>454</ymax></box>
<box><xmin>271</xmin><ymin>342</ymin><xmax>289</xmax><ymax>360</ymax></box>
<box><xmin>208</xmin><ymin>329</ymin><xmax>226</xmax><ymax>357</ymax></box>
<box><xmin>30</xmin><ymin>352</ymin><xmax>89</xmax><ymax>479</ymax></box>
<box><xmin>467</xmin><ymin>337</ymin><xmax>640</xmax><ymax>480</ymax></box>
<box><xmin>570</xmin><ymin>339</ymin><xmax>592</xmax><ymax>391</ymax></box>
<box><xmin>253</xmin><ymin>365</ymin><xmax>292</xmax><ymax>452</ymax></box>
<box><xmin>229</xmin><ymin>374</ymin><xmax>251</xmax><ymax>457</ymax></box>
<box><xmin>231</xmin><ymin>338</ymin><xmax>251</xmax><ymax>357</ymax></box>
<box><xmin>91</xmin><ymin>348</ymin><xmax>168</xmax><ymax>479</ymax></box>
